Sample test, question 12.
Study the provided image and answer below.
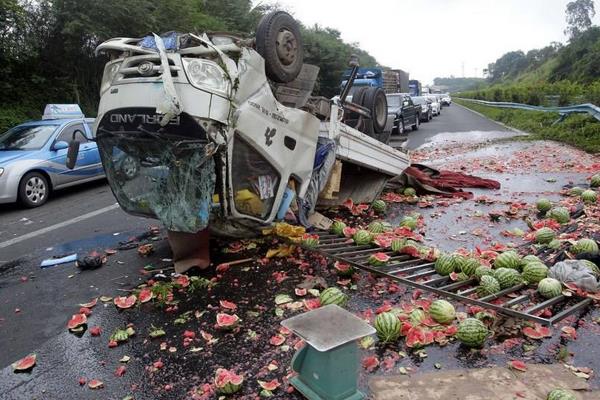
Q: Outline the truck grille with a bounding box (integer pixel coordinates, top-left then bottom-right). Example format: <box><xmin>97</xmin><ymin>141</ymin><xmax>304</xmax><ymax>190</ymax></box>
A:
<box><xmin>118</xmin><ymin>55</ymin><xmax>180</xmax><ymax>80</ymax></box>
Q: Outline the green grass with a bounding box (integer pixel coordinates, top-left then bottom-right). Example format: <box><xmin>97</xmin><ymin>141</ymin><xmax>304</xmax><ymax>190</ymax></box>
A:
<box><xmin>455</xmin><ymin>99</ymin><xmax>600</xmax><ymax>153</ymax></box>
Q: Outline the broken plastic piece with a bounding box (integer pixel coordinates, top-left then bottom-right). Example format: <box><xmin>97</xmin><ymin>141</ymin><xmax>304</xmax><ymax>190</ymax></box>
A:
<box><xmin>40</xmin><ymin>254</ymin><xmax>77</xmax><ymax>268</ymax></box>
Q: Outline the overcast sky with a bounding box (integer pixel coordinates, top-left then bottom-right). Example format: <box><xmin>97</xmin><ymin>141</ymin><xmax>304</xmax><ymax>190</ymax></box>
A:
<box><xmin>257</xmin><ymin>0</ymin><xmax>600</xmax><ymax>85</ymax></box>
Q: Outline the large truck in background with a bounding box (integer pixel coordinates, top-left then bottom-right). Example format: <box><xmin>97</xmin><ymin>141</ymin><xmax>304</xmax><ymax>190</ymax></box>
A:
<box><xmin>340</xmin><ymin>67</ymin><xmax>409</xmax><ymax>94</ymax></box>
<box><xmin>408</xmin><ymin>80</ymin><xmax>421</xmax><ymax>96</ymax></box>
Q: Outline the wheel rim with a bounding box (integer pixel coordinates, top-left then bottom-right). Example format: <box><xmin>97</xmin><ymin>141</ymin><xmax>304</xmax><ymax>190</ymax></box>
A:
<box><xmin>25</xmin><ymin>176</ymin><xmax>46</xmax><ymax>204</ymax></box>
<box><xmin>276</xmin><ymin>29</ymin><xmax>298</xmax><ymax>66</ymax></box>
<box><xmin>374</xmin><ymin>97</ymin><xmax>386</xmax><ymax>126</ymax></box>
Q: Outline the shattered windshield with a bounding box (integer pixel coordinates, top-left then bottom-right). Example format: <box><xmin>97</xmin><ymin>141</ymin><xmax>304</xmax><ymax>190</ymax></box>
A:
<box><xmin>0</xmin><ymin>124</ymin><xmax>58</xmax><ymax>150</ymax></box>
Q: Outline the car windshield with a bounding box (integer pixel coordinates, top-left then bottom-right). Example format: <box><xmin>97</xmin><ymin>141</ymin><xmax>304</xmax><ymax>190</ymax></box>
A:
<box><xmin>412</xmin><ymin>97</ymin><xmax>425</xmax><ymax>105</ymax></box>
<box><xmin>387</xmin><ymin>95</ymin><xmax>402</xmax><ymax>107</ymax></box>
<box><xmin>0</xmin><ymin>124</ymin><xmax>58</xmax><ymax>150</ymax></box>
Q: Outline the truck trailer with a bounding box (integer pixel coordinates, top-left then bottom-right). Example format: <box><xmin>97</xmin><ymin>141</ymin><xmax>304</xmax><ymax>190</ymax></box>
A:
<box><xmin>340</xmin><ymin>67</ymin><xmax>409</xmax><ymax>94</ymax></box>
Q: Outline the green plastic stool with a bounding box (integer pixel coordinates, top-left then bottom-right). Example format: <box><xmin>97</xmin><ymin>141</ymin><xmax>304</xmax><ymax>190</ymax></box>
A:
<box><xmin>282</xmin><ymin>304</ymin><xmax>375</xmax><ymax>400</ymax></box>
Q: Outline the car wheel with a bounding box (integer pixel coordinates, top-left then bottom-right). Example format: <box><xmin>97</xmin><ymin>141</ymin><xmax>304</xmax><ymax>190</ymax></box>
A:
<box><xmin>412</xmin><ymin>117</ymin><xmax>419</xmax><ymax>131</ymax></box>
<box><xmin>256</xmin><ymin>11</ymin><xmax>304</xmax><ymax>83</ymax></box>
<box><xmin>398</xmin><ymin>119</ymin><xmax>405</xmax><ymax>135</ymax></box>
<box><xmin>19</xmin><ymin>172</ymin><xmax>49</xmax><ymax>208</ymax></box>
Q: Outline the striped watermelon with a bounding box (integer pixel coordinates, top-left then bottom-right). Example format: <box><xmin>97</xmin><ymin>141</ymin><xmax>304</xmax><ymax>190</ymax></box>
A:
<box><xmin>391</xmin><ymin>238</ymin><xmax>407</xmax><ymax>253</ymax></box>
<box><xmin>521</xmin><ymin>255</ymin><xmax>542</xmax><ymax>267</ymax></box>
<box><xmin>429</xmin><ymin>300</ymin><xmax>456</xmax><ymax>324</ymax></box>
<box><xmin>461</xmin><ymin>258</ymin><xmax>480</xmax><ymax>276</ymax></box>
<box><xmin>372</xmin><ymin>200</ymin><xmax>387</xmax><ymax>213</ymax></box>
<box><xmin>456</xmin><ymin>318</ymin><xmax>488</xmax><ymax>348</ymax></box>
<box><xmin>403</xmin><ymin>187</ymin><xmax>416</xmax><ymax>196</ymax></box>
<box><xmin>581</xmin><ymin>190</ymin><xmax>597</xmax><ymax>203</ymax></box>
<box><xmin>494</xmin><ymin>250</ymin><xmax>521</xmax><ymax>270</ymax></box>
<box><xmin>546</xmin><ymin>389</ymin><xmax>577</xmax><ymax>400</ymax></box>
<box><xmin>477</xmin><ymin>275</ymin><xmax>501</xmax><ymax>297</ymax></box>
<box><xmin>475</xmin><ymin>265</ymin><xmax>494</xmax><ymax>280</ymax></box>
<box><xmin>538</xmin><ymin>278</ymin><xmax>562</xmax><ymax>299</ymax></box>
<box><xmin>570</xmin><ymin>238</ymin><xmax>599</xmax><ymax>255</ymax></box>
<box><xmin>455</xmin><ymin>272</ymin><xmax>470</xmax><ymax>281</ymax></box>
<box><xmin>368</xmin><ymin>221</ymin><xmax>386</xmax><ymax>234</ymax></box>
<box><xmin>547</xmin><ymin>207</ymin><xmax>570</xmax><ymax>224</ymax></box>
<box><xmin>536</xmin><ymin>198</ymin><xmax>552</xmax><ymax>213</ymax></box>
<box><xmin>569</xmin><ymin>186</ymin><xmax>584</xmax><ymax>196</ymax></box>
<box><xmin>301</xmin><ymin>234</ymin><xmax>319</xmax><ymax>249</ymax></box>
<box><xmin>353</xmin><ymin>230</ymin><xmax>372</xmax><ymax>245</ymax></box>
<box><xmin>494</xmin><ymin>268</ymin><xmax>521</xmax><ymax>289</ymax></box>
<box><xmin>535</xmin><ymin>227</ymin><xmax>555</xmax><ymax>244</ymax></box>
<box><xmin>368</xmin><ymin>252</ymin><xmax>390</xmax><ymax>266</ymax></box>
<box><xmin>591</xmin><ymin>174</ymin><xmax>600</xmax><ymax>188</ymax></box>
<box><xmin>330</xmin><ymin>220</ymin><xmax>347</xmax><ymax>236</ymax></box>
<box><xmin>548</xmin><ymin>239</ymin><xmax>561</xmax><ymax>249</ymax></box>
<box><xmin>320</xmin><ymin>287</ymin><xmax>348</xmax><ymax>307</ymax></box>
<box><xmin>522</xmin><ymin>262</ymin><xmax>548</xmax><ymax>284</ymax></box>
<box><xmin>374</xmin><ymin>312</ymin><xmax>401</xmax><ymax>343</ymax></box>
<box><xmin>409</xmin><ymin>309</ymin><xmax>427</xmax><ymax>325</ymax></box>
<box><xmin>435</xmin><ymin>253</ymin><xmax>461</xmax><ymax>276</ymax></box>
<box><xmin>399</xmin><ymin>216</ymin><xmax>418</xmax><ymax>230</ymax></box>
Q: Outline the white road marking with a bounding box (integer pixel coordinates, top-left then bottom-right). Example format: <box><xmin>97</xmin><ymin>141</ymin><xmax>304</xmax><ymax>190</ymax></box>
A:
<box><xmin>0</xmin><ymin>203</ymin><xmax>120</xmax><ymax>249</ymax></box>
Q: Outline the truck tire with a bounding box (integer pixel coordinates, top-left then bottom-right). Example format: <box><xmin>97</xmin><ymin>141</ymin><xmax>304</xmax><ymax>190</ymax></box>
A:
<box><xmin>345</xmin><ymin>87</ymin><xmax>369</xmax><ymax>132</ymax></box>
<box><xmin>256</xmin><ymin>11</ymin><xmax>304</xmax><ymax>83</ymax></box>
<box><xmin>362</xmin><ymin>87</ymin><xmax>387</xmax><ymax>134</ymax></box>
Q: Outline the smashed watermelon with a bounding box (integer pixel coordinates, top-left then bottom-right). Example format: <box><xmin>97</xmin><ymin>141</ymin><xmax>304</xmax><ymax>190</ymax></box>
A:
<box><xmin>138</xmin><ymin>288</ymin><xmax>153</xmax><ymax>303</ymax></box>
<box><xmin>114</xmin><ymin>295</ymin><xmax>137</xmax><ymax>309</ymax></box>
<box><xmin>67</xmin><ymin>313</ymin><xmax>87</xmax><ymax>331</ymax></box>
<box><xmin>12</xmin><ymin>354</ymin><xmax>36</xmax><ymax>372</ymax></box>
<box><xmin>214</xmin><ymin>368</ymin><xmax>244</xmax><ymax>394</ymax></box>
<box><xmin>216</xmin><ymin>313</ymin><xmax>240</xmax><ymax>330</ymax></box>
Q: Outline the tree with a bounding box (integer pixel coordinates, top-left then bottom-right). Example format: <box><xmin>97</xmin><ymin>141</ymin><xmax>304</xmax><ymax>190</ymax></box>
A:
<box><xmin>564</xmin><ymin>0</ymin><xmax>596</xmax><ymax>40</ymax></box>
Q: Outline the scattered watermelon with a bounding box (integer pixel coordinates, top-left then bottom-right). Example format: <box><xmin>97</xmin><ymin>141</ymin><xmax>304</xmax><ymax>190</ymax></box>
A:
<box><xmin>330</xmin><ymin>220</ymin><xmax>347</xmax><ymax>236</ymax></box>
<box><xmin>399</xmin><ymin>216</ymin><xmax>417</xmax><ymax>230</ymax></box>
<box><xmin>522</xmin><ymin>262</ymin><xmax>548</xmax><ymax>284</ymax></box>
<box><xmin>536</xmin><ymin>198</ymin><xmax>552</xmax><ymax>213</ymax></box>
<box><xmin>455</xmin><ymin>318</ymin><xmax>488</xmax><ymax>348</ymax></box>
<box><xmin>570</xmin><ymin>238</ymin><xmax>599</xmax><ymax>255</ymax></box>
<box><xmin>78</xmin><ymin>298</ymin><xmax>98</xmax><ymax>308</ymax></box>
<box><xmin>333</xmin><ymin>261</ymin><xmax>354</xmax><ymax>277</ymax></box>
<box><xmin>546</xmin><ymin>207</ymin><xmax>570</xmax><ymax>224</ymax></box>
<box><xmin>368</xmin><ymin>252</ymin><xmax>390</xmax><ymax>266</ymax></box>
<box><xmin>538</xmin><ymin>278</ymin><xmax>562</xmax><ymax>299</ymax></box>
<box><xmin>67</xmin><ymin>314</ymin><xmax>87</xmax><ymax>331</ymax></box>
<box><xmin>368</xmin><ymin>221</ymin><xmax>386</xmax><ymax>234</ymax></box>
<box><xmin>581</xmin><ymin>189</ymin><xmax>597</xmax><ymax>203</ymax></box>
<box><xmin>216</xmin><ymin>313</ymin><xmax>240</xmax><ymax>330</ymax></box>
<box><xmin>568</xmin><ymin>187</ymin><xmax>584</xmax><ymax>196</ymax></box>
<box><xmin>461</xmin><ymin>258</ymin><xmax>480</xmax><ymax>277</ymax></box>
<box><xmin>429</xmin><ymin>300</ymin><xmax>456</xmax><ymax>324</ymax></box>
<box><xmin>494</xmin><ymin>250</ymin><xmax>521</xmax><ymax>270</ymax></box>
<box><xmin>320</xmin><ymin>287</ymin><xmax>348</xmax><ymax>307</ymax></box>
<box><xmin>535</xmin><ymin>227</ymin><xmax>555</xmax><ymax>244</ymax></box>
<box><xmin>88</xmin><ymin>379</ymin><xmax>104</xmax><ymax>389</ymax></box>
<box><xmin>353</xmin><ymin>230</ymin><xmax>372</xmax><ymax>246</ymax></box>
<box><xmin>138</xmin><ymin>288</ymin><xmax>153</xmax><ymax>303</ymax></box>
<box><xmin>114</xmin><ymin>295</ymin><xmax>137</xmax><ymax>309</ymax></box>
<box><xmin>475</xmin><ymin>265</ymin><xmax>494</xmax><ymax>280</ymax></box>
<box><xmin>435</xmin><ymin>253</ymin><xmax>461</xmax><ymax>276</ymax></box>
<box><xmin>477</xmin><ymin>275</ymin><xmax>501</xmax><ymax>297</ymax></box>
<box><xmin>546</xmin><ymin>388</ymin><xmax>577</xmax><ymax>400</ymax></box>
<box><xmin>214</xmin><ymin>368</ymin><xmax>244</xmax><ymax>394</ymax></box>
<box><xmin>342</xmin><ymin>226</ymin><xmax>357</xmax><ymax>238</ymax></box>
<box><xmin>391</xmin><ymin>238</ymin><xmax>407</xmax><ymax>253</ymax></box>
<box><xmin>12</xmin><ymin>354</ymin><xmax>36</xmax><ymax>372</ymax></box>
<box><xmin>494</xmin><ymin>268</ymin><xmax>521</xmax><ymax>289</ymax></box>
<box><xmin>371</xmin><ymin>199</ymin><xmax>387</xmax><ymax>213</ymax></box>
<box><xmin>374</xmin><ymin>312</ymin><xmax>401</xmax><ymax>343</ymax></box>
<box><xmin>591</xmin><ymin>174</ymin><xmax>600</xmax><ymax>188</ymax></box>
<box><xmin>403</xmin><ymin>187</ymin><xmax>416</xmax><ymax>196</ymax></box>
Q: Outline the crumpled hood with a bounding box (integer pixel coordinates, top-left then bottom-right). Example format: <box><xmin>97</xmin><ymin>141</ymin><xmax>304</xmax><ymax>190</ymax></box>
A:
<box><xmin>0</xmin><ymin>150</ymin><xmax>39</xmax><ymax>166</ymax></box>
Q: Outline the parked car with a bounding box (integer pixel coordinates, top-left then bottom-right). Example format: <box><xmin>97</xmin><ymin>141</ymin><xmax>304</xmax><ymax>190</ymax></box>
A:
<box><xmin>425</xmin><ymin>95</ymin><xmax>441</xmax><ymax>116</ymax></box>
<box><xmin>0</xmin><ymin>104</ymin><xmax>104</xmax><ymax>207</ymax></box>
<box><xmin>441</xmin><ymin>93</ymin><xmax>452</xmax><ymax>106</ymax></box>
<box><xmin>412</xmin><ymin>96</ymin><xmax>433</xmax><ymax>122</ymax></box>
<box><xmin>386</xmin><ymin>93</ymin><xmax>420</xmax><ymax>134</ymax></box>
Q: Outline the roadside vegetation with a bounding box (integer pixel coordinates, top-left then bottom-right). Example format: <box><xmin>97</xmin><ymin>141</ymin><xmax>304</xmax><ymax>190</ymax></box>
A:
<box><xmin>455</xmin><ymin>99</ymin><xmax>600</xmax><ymax>153</ymax></box>
<box><xmin>0</xmin><ymin>0</ymin><xmax>379</xmax><ymax>132</ymax></box>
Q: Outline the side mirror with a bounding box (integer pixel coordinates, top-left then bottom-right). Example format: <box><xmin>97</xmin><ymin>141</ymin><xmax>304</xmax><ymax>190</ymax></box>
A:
<box><xmin>66</xmin><ymin>140</ymin><xmax>80</xmax><ymax>169</ymax></box>
<box><xmin>403</xmin><ymin>101</ymin><xmax>409</xmax><ymax>106</ymax></box>
<box><xmin>52</xmin><ymin>141</ymin><xmax>69</xmax><ymax>151</ymax></box>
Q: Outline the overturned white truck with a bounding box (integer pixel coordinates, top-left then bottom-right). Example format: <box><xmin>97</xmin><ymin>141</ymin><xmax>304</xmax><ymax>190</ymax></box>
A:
<box><xmin>68</xmin><ymin>12</ymin><xmax>409</xmax><ymax>254</ymax></box>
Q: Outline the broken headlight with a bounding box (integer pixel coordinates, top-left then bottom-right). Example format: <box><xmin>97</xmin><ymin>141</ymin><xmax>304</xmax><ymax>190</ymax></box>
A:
<box><xmin>100</xmin><ymin>60</ymin><xmax>122</xmax><ymax>95</ymax></box>
<box><xmin>182</xmin><ymin>58</ymin><xmax>229</xmax><ymax>95</ymax></box>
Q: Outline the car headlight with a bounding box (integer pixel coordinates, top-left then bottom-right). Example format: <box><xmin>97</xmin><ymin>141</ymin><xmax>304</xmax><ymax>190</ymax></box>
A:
<box><xmin>182</xmin><ymin>58</ymin><xmax>230</xmax><ymax>94</ymax></box>
<box><xmin>421</xmin><ymin>105</ymin><xmax>428</xmax><ymax>112</ymax></box>
<box><xmin>0</xmin><ymin>167</ymin><xmax>4</xmax><ymax>177</ymax></box>
<box><xmin>100</xmin><ymin>60</ymin><xmax>122</xmax><ymax>95</ymax></box>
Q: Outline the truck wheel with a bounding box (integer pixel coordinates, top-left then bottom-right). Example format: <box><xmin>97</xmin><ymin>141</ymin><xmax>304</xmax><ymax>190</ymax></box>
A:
<box><xmin>19</xmin><ymin>172</ymin><xmax>49</xmax><ymax>207</ymax></box>
<box><xmin>345</xmin><ymin>87</ymin><xmax>369</xmax><ymax>131</ymax></box>
<box><xmin>362</xmin><ymin>87</ymin><xmax>387</xmax><ymax>134</ymax></box>
<box><xmin>256</xmin><ymin>11</ymin><xmax>304</xmax><ymax>83</ymax></box>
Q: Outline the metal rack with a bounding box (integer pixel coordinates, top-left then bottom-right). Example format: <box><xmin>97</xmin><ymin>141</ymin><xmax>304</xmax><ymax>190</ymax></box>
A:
<box><xmin>312</xmin><ymin>231</ymin><xmax>593</xmax><ymax>326</ymax></box>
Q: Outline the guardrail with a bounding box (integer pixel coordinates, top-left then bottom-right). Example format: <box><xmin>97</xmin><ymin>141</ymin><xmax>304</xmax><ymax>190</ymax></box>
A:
<box><xmin>456</xmin><ymin>98</ymin><xmax>600</xmax><ymax>123</ymax></box>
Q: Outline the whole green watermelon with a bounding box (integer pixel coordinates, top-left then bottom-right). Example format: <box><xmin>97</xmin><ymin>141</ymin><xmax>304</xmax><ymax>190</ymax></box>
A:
<box><xmin>538</xmin><ymin>278</ymin><xmax>562</xmax><ymax>299</ymax></box>
<box><xmin>546</xmin><ymin>388</ymin><xmax>577</xmax><ymax>400</ymax></box>
<box><xmin>429</xmin><ymin>300</ymin><xmax>456</xmax><ymax>324</ymax></box>
<box><xmin>374</xmin><ymin>312</ymin><xmax>401</xmax><ymax>343</ymax></box>
<box><xmin>522</xmin><ymin>262</ymin><xmax>548</xmax><ymax>284</ymax></box>
<box><xmin>536</xmin><ymin>198</ymin><xmax>552</xmax><ymax>213</ymax></box>
<box><xmin>456</xmin><ymin>318</ymin><xmax>488</xmax><ymax>347</ymax></box>
<box><xmin>435</xmin><ymin>253</ymin><xmax>460</xmax><ymax>276</ymax></box>
<box><xmin>535</xmin><ymin>227</ymin><xmax>555</xmax><ymax>244</ymax></box>
<box><xmin>330</xmin><ymin>220</ymin><xmax>347</xmax><ymax>236</ymax></box>
<box><xmin>371</xmin><ymin>199</ymin><xmax>387</xmax><ymax>213</ymax></box>
<box><xmin>547</xmin><ymin>207</ymin><xmax>570</xmax><ymax>224</ymax></box>
<box><xmin>494</xmin><ymin>251</ymin><xmax>521</xmax><ymax>270</ymax></box>
<box><xmin>581</xmin><ymin>189</ymin><xmax>597</xmax><ymax>203</ymax></box>
<box><xmin>403</xmin><ymin>187</ymin><xmax>416</xmax><ymax>196</ymax></box>
<box><xmin>353</xmin><ymin>230</ymin><xmax>372</xmax><ymax>245</ymax></box>
<box><xmin>494</xmin><ymin>268</ymin><xmax>521</xmax><ymax>289</ymax></box>
<box><xmin>368</xmin><ymin>221</ymin><xmax>386</xmax><ymax>234</ymax></box>
<box><xmin>477</xmin><ymin>275</ymin><xmax>501</xmax><ymax>297</ymax></box>
<box><xmin>320</xmin><ymin>287</ymin><xmax>348</xmax><ymax>307</ymax></box>
<box><xmin>568</xmin><ymin>186</ymin><xmax>584</xmax><ymax>196</ymax></box>
<box><xmin>570</xmin><ymin>238</ymin><xmax>599</xmax><ymax>255</ymax></box>
<box><xmin>461</xmin><ymin>258</ymin><xmax>480</xmax><ymax>277</ymax></box>
<box><xmin>591</xmin><ymin>174</ymin><xmax>600</xmax><ymax>188</ymax></box>
<box><xmin>475</xmin><ymin>266</ymin><xmax>495</xmax><ymax>280</ymax></box>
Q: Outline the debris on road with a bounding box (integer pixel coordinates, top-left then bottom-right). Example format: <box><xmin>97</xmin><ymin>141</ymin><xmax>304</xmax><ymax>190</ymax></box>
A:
<box><xmin>40</xmin><ymin>253</ymin><xmax>77</xmax><ymax>268</ymax></box>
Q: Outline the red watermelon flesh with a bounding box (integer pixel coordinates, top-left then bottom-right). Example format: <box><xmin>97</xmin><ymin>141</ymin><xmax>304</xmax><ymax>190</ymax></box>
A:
<box><xmin>114</xmin><ymin>295</ymin><xmax>137</xmax><ymax>309</ymax></box>
<box><xmin>67</xmin><ymin>314</ymin><xmax>87</xmax><ymax>330</ymax></box>
<box><xmin>258</xmin><ymin>379</ymin><xmax>281</xmax><ymax>391</ymax></box>
<box><xmin>175</xmin><ymin>275</ymin><xmax>190</xmax><ymax>287</ymax></box>
<box><xmin>343</xmin><ymin>227</ymin><xmax>357</xmax><ymax>238</ymax></box>
<box><xmin>216</xmin><ymin>313</ymin><xmax>239</xmax><ymax>329</ymax></box>
<box><xmin>138</xmin><ymin>288</ymin><xmax>153</xmax><ymax>303</ymax></box>
<box><xmin>219</xmin><ymin>300</ymin><xmax>237</xmax><ymax>310</ymax></box>
<box><xmin>215</xmin><ymin>368</ymin><xmax>243</xmax><ymax>387</ymax></box>
<box><xmin>12</xmin><ymin>354</ymin><xmax>36</xmax><ymax>372</ymax></box>
<box><xmin>79</xmin><ymin>298</ymin><xmax>98</xmax><ymax>308</ymax></box>
<box><xmin>522</xmin><ymin>324</ymin><xmax>552</xmax><ymax>339</ymax></box>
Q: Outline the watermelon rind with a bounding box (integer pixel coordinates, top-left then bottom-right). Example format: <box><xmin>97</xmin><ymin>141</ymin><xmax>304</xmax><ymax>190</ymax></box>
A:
<box><xmin>368</xmin><ymin>221</ymin><xmax>386</xmax><ymax>234</ymax></box>
<box><xmin>461</xmin><ymin>258</ymin><xmax>480</xmax><ymax>277</ymax></box>
<box><xmin>581</xmin><ymin>189</ymin><xmax>597</xmax><ymax>203</ymax></box>
<box><xmin>456</xmin><ymin>318</ymin><xmax>488</xmax><ymax>348</ymax></box>
<box><xmin>374</xmin><ymin>312</ymin><xmax>401</xmax><ymax>343</ymax></box>
<box><xmin>435</xmin><ymin>253</ymin><xmax>462</xmax><ymax>276</ymax></box>
<box><xmin>475</xmin><ymin>266</ymin><xmax>494</xmax><ymax>280</ymax></box>
<box><xmin>391</xmin><ymin>238</ymin><xmax>407</xmax><ymax>253</ymax></box>
<box><xmin>477</xmin><ymin>275</ymin><xmax>501</xmax><ymax>297</ymax></box>
<box><xmin>536</xmin><ymin>198</ymin><xmax>552</xmax><ymax>213</ymax></box>
<box><xmin>330</xmin><ymin>220</ymin><xmax>347</xmax><ymax>236</ymax></box>
<box><xmin>399</xmin><ymin>216</ymin><xmax>417</xmax><ymax>230</ymax></box>
<box><xmin>494</xmin><ymin>268</ymin><xmax>521</xmax><ymax>289</ymax></box>
<box><xmin>320</xmin><ymin>287</ymin><xmax>348</xmax><ymax>307</ymax></box>
<box><xmin>546</xmin><ymin>207</ymin><xmax>570</xmax><ymax>224</ymax></box>
<box><xmin>538</xmin><ymin>278</ymin><xmax>562</xmax><ymax>299</ymax></box>
<box><xmin>535</xmin><ymin>227</ymin><xmax>555</xmax><ymax>244</ymax></box>
<box><xmin>568</xmin><ymin>187</ymin><xmax>584</xmax><ymax>196</ymax></box>
<box><xmin>591</xmin><ymin>174</ymin><xmax>600</xmax><ymax>188</ymax></box>
<box><xmin>570</xmin><ymin>238</ymin><xmax>599</xmax><ymax>255</ymax></box>
<box><xmin>353</xmin><ymin>230</ymin><xmax>372</xmax><ymax>246</ymax></box>
<box><xmin>409</xmin><ymin>309</ymin><xmax>427</xmax><ymax>326</ymax></box>
<box><xmin>403</xmin><ymin>187</ymin><xmax>416</xmax><ymax>196</ymax></box>
<box><xmin>429</xmin><ymin>300</ymin><xmax>456</xmax><ymax>324</ymax></box>
<box><xmin>372</xmin><ymin>200</ymin><xmax>387</xmax><ymax>213</ymax></box>
<box><xmin>522</xmin><ymin>262</ymin><xmax>548</xmax><ymax>284</ymax></box>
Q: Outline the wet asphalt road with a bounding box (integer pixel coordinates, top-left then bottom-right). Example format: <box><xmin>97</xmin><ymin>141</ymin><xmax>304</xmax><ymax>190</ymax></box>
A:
<box><xmin>0</xmin><ymin>103</ymin><xmax>517</xmax><ymax>398</ymax></box>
